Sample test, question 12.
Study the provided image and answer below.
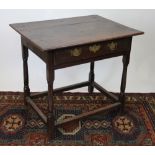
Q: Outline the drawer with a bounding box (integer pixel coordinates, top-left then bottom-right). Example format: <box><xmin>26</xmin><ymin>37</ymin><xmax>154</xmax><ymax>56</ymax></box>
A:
<box><xmin>54</xmin><ymin>37</ymin><xmax>132</xmax><ymax>66</ymax></box>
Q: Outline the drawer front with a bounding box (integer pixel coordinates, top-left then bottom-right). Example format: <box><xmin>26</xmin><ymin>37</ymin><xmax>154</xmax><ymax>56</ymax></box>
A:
<box><xmin>54</xmin><ymin>38</ymin><xmax>132</xmax><ymax>66</ymax></box>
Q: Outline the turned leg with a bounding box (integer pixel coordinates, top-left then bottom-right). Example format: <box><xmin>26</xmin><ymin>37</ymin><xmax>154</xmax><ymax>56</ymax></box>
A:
<box><xmin>88</xmin><ymin>62</ymin><xmax>95</xmax><ymax>93</ymax></box>
<box><xmin>22</xmin><ymin>43</ymin><xmax>30</xmax><ymax>106</ymax></box>
<box><xmin>119</xmin><ymin>54</ymin><xmax>130</xmax><ymax>113</ymax></box>
<box><xmin>46</xmin><ymin>55</ymin><xmax>55</xmax><ymax>140</ymax></box>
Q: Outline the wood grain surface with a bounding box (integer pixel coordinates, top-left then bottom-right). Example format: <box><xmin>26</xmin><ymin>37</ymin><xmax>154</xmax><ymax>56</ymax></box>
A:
<box><xmin>10</xmin><ymin>15</ymin><xmax>143</xmax><ymax>51</ymax></box>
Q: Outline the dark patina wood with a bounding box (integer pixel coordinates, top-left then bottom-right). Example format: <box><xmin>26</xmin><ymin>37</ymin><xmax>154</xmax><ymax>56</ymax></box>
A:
<box><xmin>30</xmin><ymin>81</ymin><xmax>90</xmax><ymax>99</ymax></box>
<box><xmin>21</xmin><ymin>42</ymin><xmax>30</xmax><ymax>105</ymax></box>
<box><xmin>26</xmin><ymin>97</ymin><xmax>47</xmax><ymax>123</ymax></box>
<box><xmin>119</xmin><ymin>53</ymin><xmax>130</xmax><ymax>112</ymax></box>
<box><xmin>46</xmin><ymin>53</ymin><xmax>55</xmax><ymax>140</ymax></box>
<box><xmin>55</xmin><ymin>102</ymin><xmax>121</xmax><ymax>127</ymax></box>
<box><xmin>10</xmin><ymin>15</ymin><xmax>143</xmax><ymax>51</ymax></box>
<box><xmin>10</xmin><ymin>15</ymin><xmax>144</xmax><ymax>140</ymax></box>
<box><xmin>53</xmin><ymin>37</ymin><xmax>132</xmax><ymax>68</ymax></box>
<box><xmin>93</xmin><ymin>82</ymin><xmax>119</xmax><ymax>102</ymax></box>
<box><xmin>88</xmin><ymin>62</ymin><xmax>95</xmax><ymax>93</ymax></box>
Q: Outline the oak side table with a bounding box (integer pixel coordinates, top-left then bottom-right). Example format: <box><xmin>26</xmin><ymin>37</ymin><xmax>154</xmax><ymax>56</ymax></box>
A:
<box><xmin>10</xmin><ymin>15</ymin><xmax>144</xmax><ymax>140</ymax></box>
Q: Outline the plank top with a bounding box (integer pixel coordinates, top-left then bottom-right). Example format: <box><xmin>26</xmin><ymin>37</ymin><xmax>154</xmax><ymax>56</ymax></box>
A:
<box><xmin>10</xmin><ymin>15</ymin><xmax>144</xmax><ymax>52</ymax></box>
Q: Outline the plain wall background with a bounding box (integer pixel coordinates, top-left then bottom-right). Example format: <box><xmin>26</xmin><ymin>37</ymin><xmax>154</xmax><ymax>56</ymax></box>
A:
<box><xmin>0</xmin><ymin>9</ymin><xmax>154</xmax><ymax>92</ymax></box>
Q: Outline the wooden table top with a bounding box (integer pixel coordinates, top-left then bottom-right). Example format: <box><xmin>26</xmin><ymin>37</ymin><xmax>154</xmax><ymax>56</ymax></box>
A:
<box><xmin>10</xmin><ymin>15</ymin><xmax>143</xmax><ymax>52</ymax></box>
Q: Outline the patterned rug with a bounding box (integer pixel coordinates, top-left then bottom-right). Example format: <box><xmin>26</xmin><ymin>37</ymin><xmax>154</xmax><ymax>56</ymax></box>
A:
<box><xmin>0</xmin><ymin>91</ymin><xmax>155</xmax><ymax>146</ymax></box>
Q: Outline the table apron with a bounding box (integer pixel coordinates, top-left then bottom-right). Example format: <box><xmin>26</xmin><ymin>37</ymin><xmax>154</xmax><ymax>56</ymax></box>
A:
<box><xmin>53</xmin><ymin>37</ymin><xmax>132</xmax><ymax>69</ymax></box>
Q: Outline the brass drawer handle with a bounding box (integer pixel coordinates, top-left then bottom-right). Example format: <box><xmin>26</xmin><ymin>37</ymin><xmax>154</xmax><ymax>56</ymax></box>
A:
<box><xmin>107</xmin><ymin>42</ymin><xmax>118</xmax><ymax>51</ymax></box>
<box><xmin>89</xmin><ymin>44</ymin><xmax>101</xmax><ymax>53</ymax></box>
<box><xmin>70</xmin><ymin>48</ymin><xmax>82</xmax><ymax>57</ymax></box>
